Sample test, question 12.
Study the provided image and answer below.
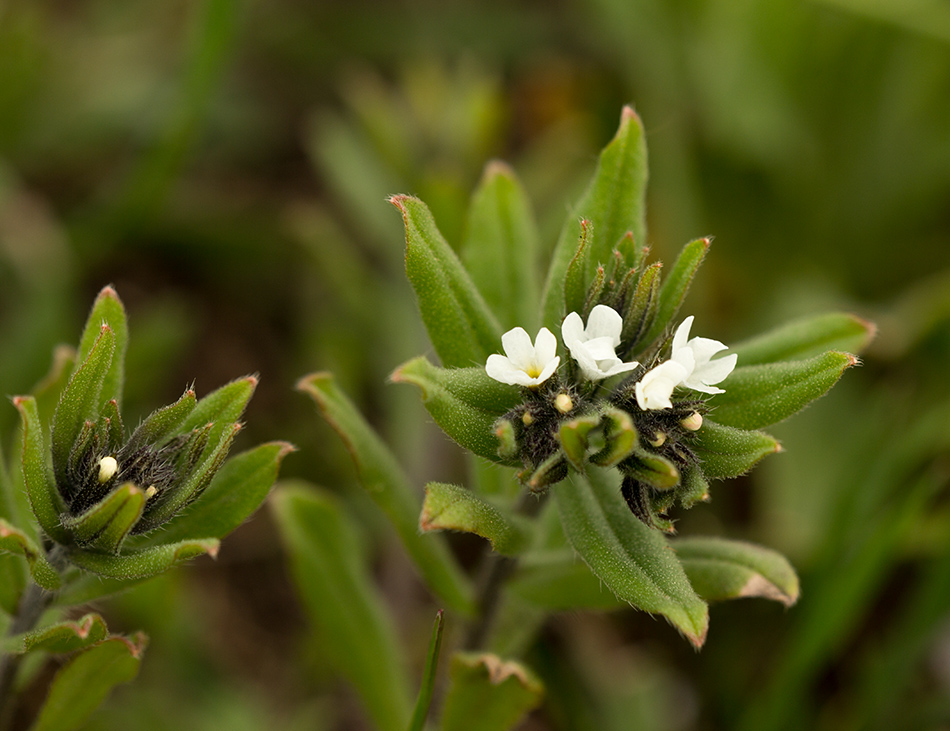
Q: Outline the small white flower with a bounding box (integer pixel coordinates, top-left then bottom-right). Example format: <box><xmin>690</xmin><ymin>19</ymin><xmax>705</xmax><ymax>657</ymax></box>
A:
<box><xmin>635</xmin><ymin>359</ymin><xmax>690</xmax><ymax>410</ymax></box>
<box><xmin>670</xmin><ymin>316</ymin><xmax>737</xmax><ymax>394</ymax></box>
<box><xmin>485</xmin><ymin>326</ymin><xmax>560</xmax><ymax>387</ymax></box>
<box><xmin>562</xmin><ymin>305</ymin><xmax>639</xmax><ymax>381</ymax></box>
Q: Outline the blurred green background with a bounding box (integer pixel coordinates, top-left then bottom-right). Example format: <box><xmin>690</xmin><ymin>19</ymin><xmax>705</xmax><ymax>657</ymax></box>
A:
<box><xmin>1</xmin><ymin>0</ymin><xmax>949</xmax><ymax>729</ymax></box>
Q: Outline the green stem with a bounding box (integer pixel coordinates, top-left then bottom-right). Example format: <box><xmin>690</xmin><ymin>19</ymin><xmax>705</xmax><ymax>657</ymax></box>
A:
<box><xmin>0</xmin><ymin>547</ymin><xmax>65</xmax><ymax>731</ymax></box>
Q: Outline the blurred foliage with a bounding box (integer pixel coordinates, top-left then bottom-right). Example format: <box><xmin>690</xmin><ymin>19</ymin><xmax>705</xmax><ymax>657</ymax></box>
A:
<box><xmin>0</xmin><ymin>0</ymin><xmax>948</xmax><ymax>728</ymax></box>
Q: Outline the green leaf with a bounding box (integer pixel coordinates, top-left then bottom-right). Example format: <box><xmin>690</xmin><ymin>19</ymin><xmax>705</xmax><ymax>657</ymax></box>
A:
<box><xmin>391</xmin><ymin>194</ymin><xmax>502</xmax><ymax>368</ymax></box>
<box><xmin>0</xmin><ymin>519</ymin><xmax>60</xmax><ymax>590</ymax></box>
<box><xmin>562</xmin><ymin>220</ymin><xmax>594</xmax><ymax>320</ymax></box>
<box><xmin>72</xmin><ymin>286</ymin><xmax>129</xmax><ymax>410</ymax></box>
<box><xmin>32</xmin><ymin>345</ymin><xmax>76</xmax><ymax>431</ymax></box>
<box><xmin>420</xmin><ymin>483</ymin><xmax>531</xmax><ymax>555</ymax></box>
<box><xmin>462</xmin><ymin>161</ymin><xmax>540</xmax><ymax>331</ymax></box>
<box><xmin>623</xmin><ymin>446</ymin><xmax>680</xmax><ymax>491</ymax></box>
<box><xmin>407</xmin><ymin>610</ymin><xmax>445</xmax><ymax>731</ymax></box>
<box><xmin>13</xmin><ymin>396</ymin><xmax>70</xmax><ymax>545</ymax></box>
<box><xmin>440</xmin><ymin>653</ymin><xmax>544</xmax><ymax>731</ymax></box>
<box><xmin>730</xmin><ymin>312</ymin><xmax>876</xmax><ymax>366</ymax></box>
<box><xmin>639</xmin><ymin>237</ymin><xmax>710</xmax><ymax>346</ymax></box>
<box><xmin>689</xmin><ymin>420</ymin><xmax>781</xmax><ymax>479</ymax></box>
<box><xmin>147</xmin><ymin>442</ymin><xmax>294</xmax><ymax>545</ymax></box>
<box><xmin>66</xmin><ymin>538</ymin><xmax>219</xmax><ymax>580</ymax></box>
<box><xmin>298</xmin><ymin>373</ymin><xmax>475</xmax><ymax>614</ymax></box>
<box><xmin>554</xmin><ymin>466</ymin><xmax>708</xmax><ymax>647</ymax></box>
<box><xmin>713</xmin><ymin>351</ymin><xmax>859</xmax><ymax>429</ymax></box>
<box><xmin>51</xmin><ymin>325</ymin><xmax>115</xmax><ymax>490</ymax></box>
<box><xmin>3</xmin><ymin>614</ymin><xmax>109</xmax><ymax>655</ymax></box>
<box><xmin>30</xmin><ymin>634</ymin><xmax>146</xmax><ymax>731</ymax></box>
<box><xmin>391</xmin><ymin>357</ymin><xmax>521</xmax><ymax>464</ymax></box>
<box><xmin>507</xmin><ymin>549</ymin><xmax>625</xmax><ymax>611</ymax></box>
<box><xmin>124</xmin><ymin>388</ymin><xmax>197</xmax><ymax>453</ymax></box>
<box><xmin>272</xmin><ymin>484</ymin><xmax>412</xmax><ymax>731</ymax></box>
<box><xmin>542</xmin><ymin>106</ymin><xmax>648</xmax><ymax>328</ymax></box>
<box><xmin>674</xmin><ymin>537</ymin><xmax>800</xmax><ymax>606</ymax></box>
<box><xmin>61</xmin><ymin>483</ymin><xmax>145</xmax><ymax>554</ymax></box>
<box><xmin>178</xmin><ymin>375</ymin><xmax>257</xmax><ymax>445</ymax></box>
<box><xmin>621</xmin><ymin>261</ymin><xmax>662</xmax><ymax>350</ymax></box>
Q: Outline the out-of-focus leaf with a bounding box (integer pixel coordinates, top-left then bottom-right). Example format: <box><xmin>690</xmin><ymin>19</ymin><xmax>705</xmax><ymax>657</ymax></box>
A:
<box><xmin>50</xmin><ymin>325</ymin><xmax>115</xmax><ymax>490</ymax></box>
<box><xmin>146</xmin><ymin>442</ymin><xmax>294</xmax><ymax>545</ymax></box>
<box><xmin>66</xmin><ymin>539</ymin><xmax>219</xmax><ymax>580</ymax></box>
<box><xmin>440</xmin><ymin>653</ymin><xmax>544</xmax><ymax>731</ymax></box>
<box><xmin>713</xmin><ymin>351</ymin><xmax>858</xmax><ymax>429</ymax></box>
<box><xmin>13</xmin><ymin>396</ymin><xmax>69</xmax><ymax>544</ymax></box>
<box><xmin>730</xmin><ymin>312</ymin><xmax>875</xmax><ymax>366</ymax></box>
<box><xmin>3</xmin><ymin>614</ymin><xmax>108</xmax><ymax>655</ymax></box>
<box><xmin>674</xmin><ymin>537</ymin><xmax>799</xmax><ymax>606</ymax></box>
<box><xmin>73</xmin><ymin>286</ymin><xmax>128</xmax><ymax>409</ymax></box>
<box><xmin>542</xmin><ymin>106</ymin><xmax>648</xmax><ymax>327</ymax></box>
<box><xmin>639</xmin><ymin>237</ymin><xmax>710</xmax><ymax>346</ymax></box>
<box><xmin>420</xmin><ymin>483</ymin><xmax>531</xmax><ymax>555</ymax></box>
<box><xmin>554</xmin><ymin>466</ymin><xmax>708</xmax><ymax>647</ymax></box>
<box><xmin>462</xmin><ymin>161</ymin><xmax>540</xmax><ymax>330</ymax></box>
<box><xmin>391</xmin><ymin>357</ymin><xmax>520</xmax><ymax>464</ymax></box>
<box><xmin>32</xmin><ymin>345</ymin><xmax>76</xmax><ymax>431</ymax></box>
<box><xmin>0</xmin><ymin>519</ymin><xmax>60</xmax><ymax>590</ymax></box>
<box><xmin>689</xmin><ymin>420</ymin><xmax>781</xmax><ymax>479</ymax></box>
<box><xmin>298</xmin><ymin>373</ymin><xmax>475</xmax><ymax>614</ymax></box>
<box><xmin>272</xmin><ymin>484</ymin><xmax>411</xmax><ymax>731</ymax></box>
<box><xmin>407</xmin><ymin>610</ymin><xmax>445</xmax><ymax>731</ymax></box>
<box><xmin>30</xmin><ymin>634</ymin><xmax>146</xmax><ymax>731</ymax></box>
<box><xmin>391</xmin><ymin>194</ymin><xmax>501</xmax><ymax>368</ymax></box>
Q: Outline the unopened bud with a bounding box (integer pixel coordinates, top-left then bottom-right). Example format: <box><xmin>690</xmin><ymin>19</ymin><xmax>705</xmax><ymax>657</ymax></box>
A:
<box><xmin>554</xmin><ymin>393</ymin><xmax>573</xmax><ymax>414</ymax></box>
<box><xmin>97</xmin><ymin>456</ymin><xmax>118</xmax><ymax>483</ymax></box>
<box><xmin>649</xmin><ymin>431</ymin><xmax>666</xmax><ymax>447</ymax></box>
<box><xmin>681</xmin><ymin>412</ymin><xmax>703</xmax><ymax>431</ymax></box>
<box><xmin>145</xmin><ymin>486</ymin><xmax>158</xmax><ymax>499</ymax></box>
<box><xmin>522</xmin><ymin>411</ymin><xmax>534</xmax><ymax>426</ymax></box>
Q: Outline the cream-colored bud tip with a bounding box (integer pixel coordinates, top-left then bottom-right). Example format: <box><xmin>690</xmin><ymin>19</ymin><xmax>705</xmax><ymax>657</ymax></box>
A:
<box><xmin>97</xmin><ymin>456</ymin><xmax>118</xmax><ymax>483</ymax></box>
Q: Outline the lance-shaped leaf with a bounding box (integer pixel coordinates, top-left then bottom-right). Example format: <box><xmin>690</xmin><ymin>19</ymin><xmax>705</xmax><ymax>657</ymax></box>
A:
<box><xmin>507</xmin><ymin>549</ymin><xmax>625</xmax><ymax>611</ymax></box>
<box><xmin>542</xmin><ymin>106</ymin><xmax>648</xmax><ymax>327</ymax></box>
<box><xmin>408</xmin><ymin>610</ymin><xmax>445</xmax><ymax>731</ymax></box>
<box><xmin>272</xmin><ymin>485</ymin><xmax>412</xmax><ymax>731</ymax></box>
<box><xmin>178</xmin><ymin>375</ymin><xmax>257</xmax><ymax>445</ymax></box>
<box><xmin>623</xmin><ymin>446</ymin><xmax>680</xmax><ymax>491</ymax></box>
<box><xmin>33</xmin><ymin>345</ymin><xmax>77</xmax><ymax>430</ymax></box>
<box><xmin>639</xmin><ymin>237</ymin><xmax>710</xmax><ymax>347</ymax></box>
<box><xmin>590</xmin><ymin>407</ymin><xmax>639</xmax><ymax>467</ymax></box>
<box><xmin>557</xmin><ymin>413</ymin><xmax>601</xmax><ymax>470</ymax></box>
<box><xmin>0</xmin><ymin>519</ymin><xmax>60</xmax><ymax>590</ymax></box>
<box><xmin>13</xmin><ymin>395</ymin><xmax>70</xmax><ymax>544</ymax></box>
<box><xmin>124</xmin><ymin>388</ymin><xmax>197</xmax><ymax>453</ymax></box>
<box><xmin>713</xmin><ymin>351</ymin><xmax>858</xmax><ymax>429</ymax></box>
<box><xmin>30</xmin><ymin>634</ymin><xmax>147</xmax><ymax>731</ymax></box>
<box><xmin>462</xmin><ymin>161</ymin><xmax>540</xmax><ymax>331</ymax></box>
<box><xmin>622</xmin><ymin>261</ymin><xmax>662</xmax><ymax>350</ymax></box>
<box><xmin>51</xmin><ymin>325</ymin><xmax>115</xmax><ymax>489</ymax></box>
<box><xmin>146</xmin><ymin>441</ymin><xmax>294</xmax><ymax>545</ymax></box>
<box><xmin>562</xmin><ymin>220</ymin><xmax>593</xmax><ymax>319</ymax></box>
<box><xmin>391</xmin><ymin>194</ymin><xmax>502</xmax><ymax>368</ymax></box>
<box><xmin>554</xmin><ymin>466</ymin><xmax>708</xmax><ymax>647</ymax></box>
<box><xmin>689</xmin><ymin>420</ymin><xmax>781</xmax><ymax>479</ymax></box>
<box><xmin>674</xmin><ymin>537</ymin><xmax>800</xmax><ymax>607</ymax></box>
<box><xmin>392</xmin><ymin>358</ymin><xmax>521</xmax><ymax>465</ymax></box>
<box><xmin>3</xmin><ymin>614</ymin><xmax>109</xmax><ymax>655</ymax></box>
<box><xmin>298</xmin><ymin>373</ymin><xmax>475</xmax><ymax>614</ymax></box>
<box><xmin>73</xmin><ymin>286</ymin><xmax>129</xmax><ymax>409</ymax></box>
<box><xmin>60</xmin><ymin>483</ymin><xmax>145</xmax><ymax>554</ymax></box>
<box><xmin>421</xmin><ymin>483</ymin><xmax>531</xmax><ymax>555</ymax></box>
<box><xmin>66</xmin><ymin>538</ymin><xmax>219</xmax><ymax>580</ymax></box>
<box><xmin>440</xmin><ymin>653</ymin><xmax>544</xmax><ymax>731</ymax></box>
<box><xmin>729</xmin><ymin>312</ymin><xmax>875</xmax><ymax>366</ymax></box>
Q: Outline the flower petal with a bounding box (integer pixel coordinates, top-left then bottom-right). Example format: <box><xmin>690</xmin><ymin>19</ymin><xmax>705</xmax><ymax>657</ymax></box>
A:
<box><xmin>534</xmin><ymin>327</ymin><xmax>559</xmax><ymax>364</ymax></box>
<box><xmin>635</xmin><ymin>360</ymin><xmax>689</xmax><ymax>410</ymax></box>
<box><xmin>486</xmin><ymin>354</ymin><xmax>533</xmax><ymax>386</ymax></box>
<box><xmin>689</xmin><ymin>353</ymin><xmax>737</xmax><ymax>388</ymax></box>
<box><xmin>586</xmin><ymin>305</ymin><xmax>624</xmax><ymax>345</ymax></box>
<box><xmin>687</xmin><ymin>336</ymin><xmax>728</xmax><ymax>365</ymax></box>
<box><xmin>500</xmin><ymin>327</ymin><xmax>535</xmax><ymax>370</ymax></box>
<box><xmin>561</xmin><ymin>312</ymin><xmax>585</xmax><ymax>348</ymax></box>
<box><xmin>672</xmin><ymin>316</ymin><xmax>694</xmax><ymax>354</ymax></box>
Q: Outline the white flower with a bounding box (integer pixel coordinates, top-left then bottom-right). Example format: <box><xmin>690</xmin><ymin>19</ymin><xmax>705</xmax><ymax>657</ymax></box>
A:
<box><xmin>485</xmin><ymin>326</ymin><xmax>560</xmax><ymax>387</ymax></box>
<box><xmin>562</xmin><ymin>305</ymin><xmax>639</xmax><ymax>381</ymax></box>
<box><xmin>670</xmin><ymin>316</ymin><xmax>737</xmax><ymax>394</ymax></box>
<box><xmin>635</xmin><ymin>359</ymin><xmax>690</xmax><ymax>410</ymax></box>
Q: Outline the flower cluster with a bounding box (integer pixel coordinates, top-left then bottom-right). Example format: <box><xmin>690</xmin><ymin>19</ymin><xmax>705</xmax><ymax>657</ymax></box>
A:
<box><xmin>484</xmin><ymin>304</ymin><xmax>736</xmax><ymax>530</ymax></box>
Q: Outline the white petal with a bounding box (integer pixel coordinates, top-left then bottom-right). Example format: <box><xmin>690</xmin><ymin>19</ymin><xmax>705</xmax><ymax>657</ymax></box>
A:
<box><xmin>690</xmin><ymin>352</ymin><xmax>737</xmax><ymax>387</ymax></box>
<box><xmin>500</xmin><ymin>327</ymin><xmax>535</xmax><ymax>369</ymax></box>
<box><xmin>583</xmin><ymin>336</ymin><xmax>620</xmax><ymax>361</ymax></box>
<box><xmin>586</xmin><ymin>305</ymin><xmax>624</xmax><ymax>345</ymax></box>
<box><xmin>486</xmin><ymin>354</ymin><xmax>532</xmax><ymax>386</ymax></box>
<box><xmin>601</xmin><ymin>360</ymin><xmax>640</xmax><ymax>378</ymax></box>
<box><xmin>533</xmin><ymin>327</ymin><xmax>558</xmax><ymax>364</ymax></box>
<box><xmin>672</xmin><ymin>316</ymin><xmax>694</xmax><ymax>353</ymax></box>
<box><xmin>687</xmin><ymin>336</ymin><xmax>728</xmax><ymax>365</ymax></box>
<box><xmin>535</xmin><ymin>355</ymin><xmax>561</xmax><ymax>384</ymax></box>
<box><xmin>635</xmin><ymin>360</ymin><xmax>689</xmax><ymax>410</ymax></box>
<box><xmin>561</xmin><ymin>312</ymin><xmax>585</xmax><ymax>348</ymax></box>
